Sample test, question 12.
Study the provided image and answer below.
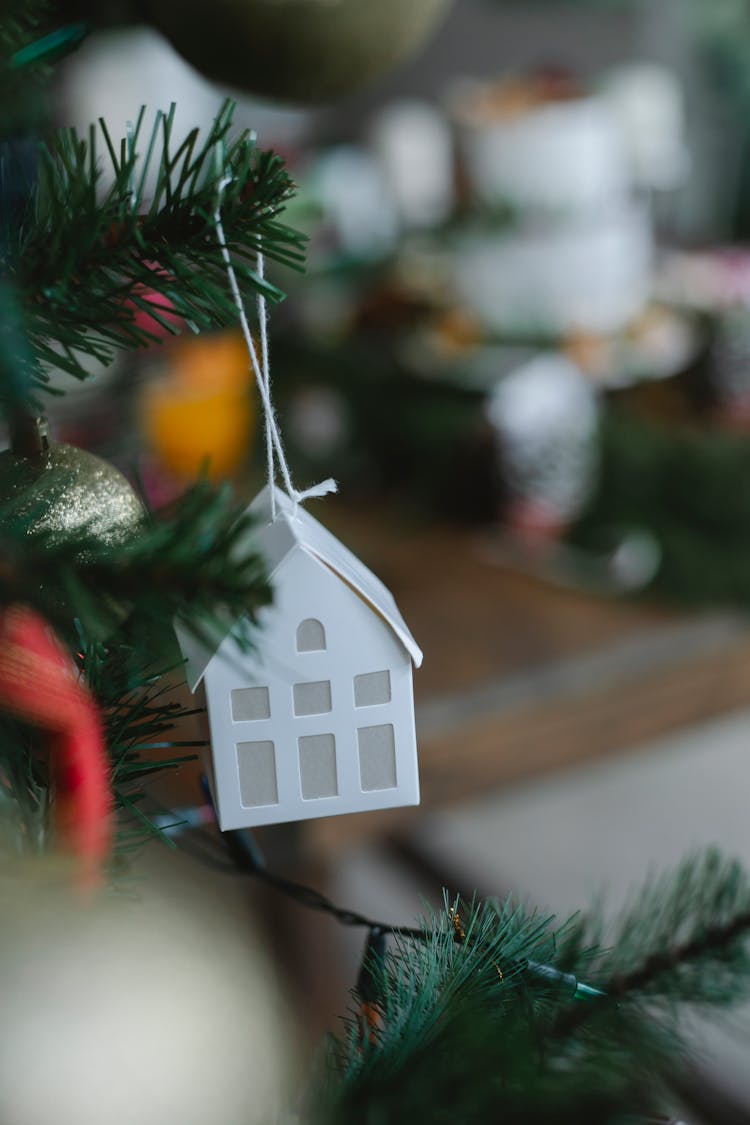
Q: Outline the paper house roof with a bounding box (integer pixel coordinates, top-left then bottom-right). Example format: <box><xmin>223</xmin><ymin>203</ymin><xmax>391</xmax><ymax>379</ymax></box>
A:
<box><xmin>178</xmin><ymin>486</ymin><xmax>423</xmax><ymax>691</ymax></box>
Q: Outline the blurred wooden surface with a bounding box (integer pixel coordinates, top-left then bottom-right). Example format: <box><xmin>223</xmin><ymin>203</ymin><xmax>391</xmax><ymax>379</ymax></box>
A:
<box><xmin>310</xmin><ymin>503</ymin><xmax>750</xmax><ymax>852</ymax></box>
<box><xmin>324</xmin><ymin>503</ymin><xmax>677</xmax><ymax>700</ymax></box>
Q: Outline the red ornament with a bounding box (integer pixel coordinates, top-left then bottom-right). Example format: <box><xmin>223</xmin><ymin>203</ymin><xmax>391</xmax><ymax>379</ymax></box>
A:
<box><xmin>0</xmin><ymin>605</ymin><xmax>111</xmax><ymax>888</ymax></box>
<box><xmin>128</xmin><ymin>262</ymin><xmax>184</xmax><ymax>343</ymax></box>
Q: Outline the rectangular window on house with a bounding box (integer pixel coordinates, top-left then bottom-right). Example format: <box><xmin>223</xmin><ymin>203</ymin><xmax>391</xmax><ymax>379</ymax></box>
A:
<box><xmin>354</xmin><ymin>670</ymin><xmax>391</xmax><ymax>708</ymax></box>
<box><xmin>357</xmin><ymin>724</ymin><xmax>397</xmax><ymax>791</ymax></box>
<box><xmin>231</xmin><ymin>686</ymin><xmax>270</xmax><ymax>722</ymax></box>
<box><xmin>293</xmin><ymin>680</ymin><xmax>332</xmax><ymax>716</ymax></box>
<box><xmin>236</xmin><ymin>740</ymin><xmax>278</xmax><ymax>807</ymax></box>
<box><xmin>298</xmin><ymin>733</ymin><xmax>338</xmax><ymax>799</ymax></box>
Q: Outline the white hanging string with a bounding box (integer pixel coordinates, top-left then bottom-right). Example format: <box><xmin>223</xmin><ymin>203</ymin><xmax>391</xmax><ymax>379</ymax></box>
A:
<box><xmin>214</xmin><ymin>172</ymin><xmax>337</xmax><ymax>521</ymax></box>
<box><xmin>253</xmin><ymin>244</ymin><xmax>276</xmax><ymax>519</ymax></box>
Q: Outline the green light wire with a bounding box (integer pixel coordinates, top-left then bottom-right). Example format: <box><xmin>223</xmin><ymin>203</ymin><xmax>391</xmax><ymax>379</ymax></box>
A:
<box><xmin>228</xmin><ymin>825</ymin><xmax>609</xmax><ymax>1002</ymax></box>
<box><xmin>10</xmin><ymin>23</ymin><xmax>89</xmax><ymax>70</ymax></box>
<box><xmin>527</xmin><ymin>959</ymin><xmax>606</xmax><ymax>1000</ymax></box>
<box><xmin>574</xmin><ymin>980</ymin><xmax>607</xmax><ymax>1001</ymax></box>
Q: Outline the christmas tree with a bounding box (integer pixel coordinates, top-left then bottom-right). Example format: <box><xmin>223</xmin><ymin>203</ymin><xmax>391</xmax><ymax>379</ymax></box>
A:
<box><xmin>3</xmin><ymin>5</ymin><xmax>750</xmax><ymax>1123</ymax></box>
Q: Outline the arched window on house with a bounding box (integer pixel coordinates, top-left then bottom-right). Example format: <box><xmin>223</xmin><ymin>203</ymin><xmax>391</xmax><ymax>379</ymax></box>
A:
<box><xmin>296</xmin><ymin>618</ymin><xmax>326</xmax><ymax>652</ymax></box>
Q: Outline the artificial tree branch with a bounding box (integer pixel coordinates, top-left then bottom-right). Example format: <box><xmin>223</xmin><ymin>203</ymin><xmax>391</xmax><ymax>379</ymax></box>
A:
<box><xmin>4</xmin><ymin>99</ymin><xmax>305</xmax><ymax>393</ymax></box>
<box><xmin>80</xmin><ymin>635</ymin><xmax>206</xmax><ymax>852</ymax></box>
<box><xmin>606</xmin><ymin>906</ymin><xmax>750</xmax><ymax>997</ymax></box>
<box><xmin>551</xmin><ymin>850</ymin><xmax>750</xmax><ymax>1041</ymax></box>
<box><xmin>0</xmin><ymin>478</ymin><xmax>272</xmax><ymax>653</ymax></box>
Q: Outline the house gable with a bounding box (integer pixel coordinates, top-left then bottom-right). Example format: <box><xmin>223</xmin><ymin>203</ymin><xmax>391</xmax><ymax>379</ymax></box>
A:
<box><xmin>247</xmin><ymin>488</ymin><xmax>423</xmax><ymax>668</ymax></box>
<box><xmin>181</xmin><ymin>491</ymin><xmax>421</xmax><ymax>690</ymax></box>
<box><xmin>208</xmin><ymin>543</ymin><xmax>409</xmax><ymax>688</ymax></box>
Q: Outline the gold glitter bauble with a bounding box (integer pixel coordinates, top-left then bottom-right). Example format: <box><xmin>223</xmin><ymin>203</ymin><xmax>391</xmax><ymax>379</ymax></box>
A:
<box><xmin>140</xmin><ymin>0</ymin><xmax>451</xmax><ymax>104</ymax></box>
<box><xmin>0</xmin><ymin>442</ymin><xmax>144</xmax><ymax>549</ymax></box>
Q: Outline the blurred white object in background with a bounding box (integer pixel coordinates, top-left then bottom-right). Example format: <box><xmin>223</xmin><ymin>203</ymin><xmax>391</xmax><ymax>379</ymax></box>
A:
<box><xmin>288</xmin><ymin>385</ymin><xmax>351</xmax><ymax>458</ymax></box>
<box><xmin>312</xmin><ymin>146</ymin><xmax>398</xmax><ymax>259</ymax></box>
<box><xmin>61</xmin><ymin>28</ymin><xmax>222</xmax><ymax>176</ymax></box>
<box><xmin>454</xmin><ymin>206</ymin><xmax>652</xmax><ymax>337</ymax></box>
<box><xmin>486</xmin><ymin>353</ymin><xmax>599</xmax><ymax>530</ymax></box>
<box><xmin>601</xmin><ymin>63</ymin><xmax>690</xmax><ymax>193</ymax></box>
<box><xmin>448</xmin><ymin>79</ymin><xmax>655</xmax><ymax>336</ymax></box>
<box><xmin>656</xmin><ymin>247</ymin><xmax>750</xmax><ymax>312</ymax></box>
<box><xmin>453</xmin><ymin>88</ymin><xmax>629</xmax><ymax>215</ymax></box>
<box><xmin>0</xmin><ymin>877</ymin><xmax>295</xmax><ymax>1125</ymax></box>
<box><xmin>370</xmin><ymin>100</ymin><xmax>454</xmax><ymax>229</ymax></box>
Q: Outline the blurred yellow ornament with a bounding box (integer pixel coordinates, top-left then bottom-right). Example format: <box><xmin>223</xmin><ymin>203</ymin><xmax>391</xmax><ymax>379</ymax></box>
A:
<box><xmin>140</xmin><ymin>332</ymin><xmax>255</xmax><ymax>481</ymax></box>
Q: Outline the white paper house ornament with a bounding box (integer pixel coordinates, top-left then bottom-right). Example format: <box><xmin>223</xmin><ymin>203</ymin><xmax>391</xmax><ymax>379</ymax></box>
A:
<box><xmin>177</xmin><ymin>487</ymin><xmax>423</xmax><ymax>830</ymax></box>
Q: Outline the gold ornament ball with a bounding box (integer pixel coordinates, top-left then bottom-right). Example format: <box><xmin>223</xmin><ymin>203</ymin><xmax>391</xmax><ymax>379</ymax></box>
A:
<box><xmin>0</xmin><ymin>442</ymin><xmax>144</xmax><ymax>549</ymax></box>
<box><xmin>141</xmin><ymin>0</ymin><xmax>451</xmax><ymax>104</ymax></box>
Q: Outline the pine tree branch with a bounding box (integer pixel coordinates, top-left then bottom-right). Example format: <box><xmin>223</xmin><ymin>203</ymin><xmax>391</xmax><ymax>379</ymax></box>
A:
<box><xmin>0</xmin><ymin>478</ymin><xmax>273</xmax><ymax>658</ymax></box>
<box><xmin>317</xmin><ymin>852</ymin><xmax>750</xmax><ymax>1123</ymax></box>
<box><xmin>4</xmin><ymin>99</ymin><xmax>305</xmax><ymax>395</ymax></box>
<box><xmin>607</xmin><ymin>906</ymin><xmax>750</xmax><ymax>997</ymax></box>
<box><xmin>331</xmin><ymin>893</ymin><xmax>574</xmax><ymax>1089</ymax></box>
<box><xmin>0</xmin><ymin>629</ymin><xmax>206</xmax><ymax>861</ymax></box>
<box><xmin>320</xmin><ymin>893</ymin><xmax>675</xmax><ymax>1125</ymax></box>
<box><xmin>80</xmin><ymin>635</ymin><xmax>204</xmax><ymax>853</ymax></box>
<box><xmin>551</xmin><ymin>850</ymin><xmax>750</xmax><ymax>1041</ymax></box>
<box><xmin>596</xmin><ymin>849</ymin><xmax>750</xmax><ymax>1003</ymax></box>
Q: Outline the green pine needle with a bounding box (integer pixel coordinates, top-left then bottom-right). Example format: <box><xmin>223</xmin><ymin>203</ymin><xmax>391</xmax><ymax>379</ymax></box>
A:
<box><xmin>80</xmin><ymin>635</ymin><xmax>203</xmax><ymax>853</ymax></box>
<box><xmin>0</xmin><ymin>632</ymin><xmax>205</xmax><ymax>861</ymax></box>
<box><xmin>3</xmin><ymin>98</ymin><xmax>306</xmax><ymax>397</ymax></box>
<box><xmin>592</xmin><ymin>848</ymin><xmax>750</xmax><ymax>1007</ymax></box>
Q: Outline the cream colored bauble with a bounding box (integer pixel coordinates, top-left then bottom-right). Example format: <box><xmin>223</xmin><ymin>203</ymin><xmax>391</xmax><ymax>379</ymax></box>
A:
<box><xmin>140</xmin><ymin>0</ymin><xmax>452</xmax><ymax>104</ymax></box>
<box><xmin>0</xmin><ymin>873</ymin><xmax>297</xmax><ymax>1125</ymax></box>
